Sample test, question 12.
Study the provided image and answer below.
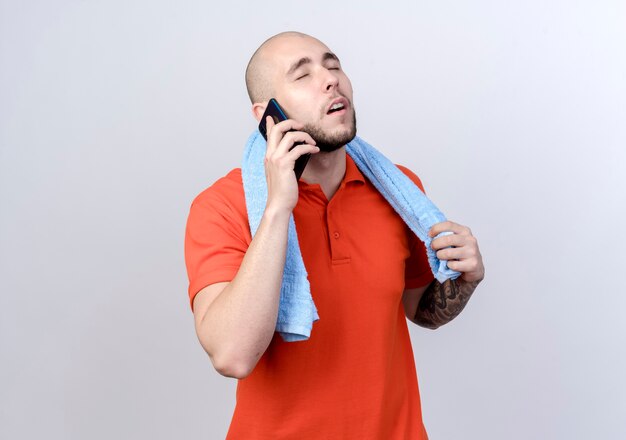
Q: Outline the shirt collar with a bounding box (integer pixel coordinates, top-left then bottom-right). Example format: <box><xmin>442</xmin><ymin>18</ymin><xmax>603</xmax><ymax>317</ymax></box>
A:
<box><xmin>298</xmin><ymin>151</ymin><xmax>366</xmax><ymax>189</ymax></box>
<box><xmin>344</xmin><ymin>153</ymin><xmax>366</xmax><ymax>184</ymax></box>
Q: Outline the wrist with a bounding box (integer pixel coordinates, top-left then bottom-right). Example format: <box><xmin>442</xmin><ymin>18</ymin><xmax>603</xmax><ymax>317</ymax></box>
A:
<box><xmin>460</xmin><ymin>271</ymin><xmax>484</xmax><ymax>284</ymax></box>
<box><xmin>263</xmin><ymin>202</ymin><xmax>293</xmax><ymax>222</ymax></box>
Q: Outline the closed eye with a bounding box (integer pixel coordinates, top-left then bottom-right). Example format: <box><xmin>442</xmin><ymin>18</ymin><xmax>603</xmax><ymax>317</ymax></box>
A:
<box><xmin>296</xmin><ymin>73</ymin><xmax>309</xmax><ymax>80</ymax></box>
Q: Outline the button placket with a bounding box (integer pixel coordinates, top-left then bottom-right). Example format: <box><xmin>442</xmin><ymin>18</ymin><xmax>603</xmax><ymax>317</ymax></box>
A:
<box><xmin>326</xmin><ymin>198</ymin><xmax>350</xmax><ymax>263</ymax></box>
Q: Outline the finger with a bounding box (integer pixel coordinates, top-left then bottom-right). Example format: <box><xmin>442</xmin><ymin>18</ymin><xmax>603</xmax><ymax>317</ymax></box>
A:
<box><xmin>428</xmin><ymin>221</ymin><xmax>471</xmax><ymax>238</ymax></box>
<box><xmin>265</xmin><ymin>115</ymin><xmax>276</xmax><ymax>139</ymax></box>
<box><xmin>436</xmin><ymin>244</ymin><xmax>475</xmax><ymax>261</ymax></box>
<box><xmin>430</xmin><ymin>232</ymin><xmax>467</xmax><ymax>251</ymax></box>
<box><xmin>264</xmin><ymin>116</ymin><xmax>278</xmax><ymax>154</ymax></box>
<box><xmin>285</xmin><ymin>143</ymin><xmax>320</xmax><ymax>162</ymax></box>
<box><xmin>267</xmin><ymin>119</ymin><xmax>305</xmax><ymax>146</ymax></box>
<box><xmin>446</xmin><ymin>259</ymin><xmax>481</xmax><ymax>274</ymax></box>
<box><xmin>276</xmin><ymin>131</ymin><xmax>317</xmax><ymax>154</ymax></box>
<box><xmin>432</xmin><ymin>233</ymin><xmax>478</xmax><ymax>251</ymax></box>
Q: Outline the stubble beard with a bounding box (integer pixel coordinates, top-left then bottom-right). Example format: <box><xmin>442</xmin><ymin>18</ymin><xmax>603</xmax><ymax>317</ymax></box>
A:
<box><xmin>302</xmin><ymin>108</ymin><xmax>357</xmax><ymax>153</ymax></box>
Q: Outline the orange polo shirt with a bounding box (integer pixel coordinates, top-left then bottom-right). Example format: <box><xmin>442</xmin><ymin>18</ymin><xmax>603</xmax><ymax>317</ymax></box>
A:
<box><xmin>185</xmin><ymin>155</ymin><xmax>434</xmax><ymax>439</ymax></box>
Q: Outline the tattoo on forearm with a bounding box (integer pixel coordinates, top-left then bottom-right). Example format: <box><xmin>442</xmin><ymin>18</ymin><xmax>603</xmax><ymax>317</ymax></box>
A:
<box><xmin>413</xmin><ymin>278</ymin><xmax>480</xmax><ymax>329</ymax></box>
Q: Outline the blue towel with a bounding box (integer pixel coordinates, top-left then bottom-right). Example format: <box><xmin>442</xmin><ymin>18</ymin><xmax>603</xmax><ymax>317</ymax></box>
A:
<box><xmin>242</xmin><ymin>130</ymin><xmax>460</xmax><ymax>342</ymax></box>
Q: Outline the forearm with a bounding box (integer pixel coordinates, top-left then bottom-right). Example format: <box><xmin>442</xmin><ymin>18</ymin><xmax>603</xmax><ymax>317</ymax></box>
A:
<box><xmin>412</xmin><ymin>277</ymin><xmax>481</xmax><ymax>330</ymax></box>
<box><xmin>197</xmin><ymin>205</ymin><xmax>290</xmax><ymax>376</ymax></box>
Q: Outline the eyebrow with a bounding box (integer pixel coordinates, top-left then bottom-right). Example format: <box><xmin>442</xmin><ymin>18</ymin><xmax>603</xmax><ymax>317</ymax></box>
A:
<box><xmin>286</xmin><ymin>52</ymin><xmax>340</xmax><ymax>76</ymax></box>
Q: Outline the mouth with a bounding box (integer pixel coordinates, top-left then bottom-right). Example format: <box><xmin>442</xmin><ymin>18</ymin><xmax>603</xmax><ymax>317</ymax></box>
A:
<box><xmin>326</xmin><ymin>97</ymin><xmax>349</xmax><ymax>116</ymax></box>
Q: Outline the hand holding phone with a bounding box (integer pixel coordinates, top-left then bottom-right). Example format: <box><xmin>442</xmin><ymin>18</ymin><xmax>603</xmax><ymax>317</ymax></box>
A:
<box><xmin>259</xmin><ymin>98</ymin><xmax>312</xmax><ymax>180</ymax></box>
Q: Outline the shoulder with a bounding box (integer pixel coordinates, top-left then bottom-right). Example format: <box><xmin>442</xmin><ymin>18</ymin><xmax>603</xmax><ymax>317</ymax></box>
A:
<box><xmin>191</xmin><ymin>168</ymin><xmax>245</xmax><ymax>211</ymax></box>
<box><xmin>395</xmin><ymin>164</ymin><xmax>426</xmax><ymax>193</ymax></box>
<box><xmin>188</xmin><ymin>168</ymin><xmax>249</xmax><ymax>229</ymax></box>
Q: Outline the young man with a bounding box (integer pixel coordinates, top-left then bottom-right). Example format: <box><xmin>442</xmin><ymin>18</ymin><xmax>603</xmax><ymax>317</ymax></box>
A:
<box><xmin>185</xmin><ymin>31</ymin><xmax>484</xmax><ymax>439</ymax></box>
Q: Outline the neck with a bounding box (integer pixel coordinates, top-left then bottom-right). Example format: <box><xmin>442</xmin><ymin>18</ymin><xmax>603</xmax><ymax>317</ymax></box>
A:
<box><xmin>300</xmin><ymin>147</ymin><xmax>346</xmax><ymax>200</ymax></box>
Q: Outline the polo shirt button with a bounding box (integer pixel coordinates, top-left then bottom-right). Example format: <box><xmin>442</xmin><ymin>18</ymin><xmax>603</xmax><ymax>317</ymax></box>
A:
<box><xmin>333</xmin><ymin>231</ymin><xmax>340</xmax><ymax>239</ymax></box>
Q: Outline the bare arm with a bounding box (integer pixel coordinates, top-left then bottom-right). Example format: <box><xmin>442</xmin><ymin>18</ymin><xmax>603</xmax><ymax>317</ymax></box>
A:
<box><xmin>192</xmin><ymin>206</ymin><xmax>290</xmax><ymax>379</ymax></box>
<box><xmin>403</xmin><ymin>220</ymin><xmax>484</xmax><ymax>329</ymax></box>
<box><xmin>408</xmin><ymin>278</ymin><xmax>480</xmax><ymax>329</ymax></box>
<box><xmin>192</xmin><ymin>117</ymin><xmax>319</xmax><ymax>379</ymax></box>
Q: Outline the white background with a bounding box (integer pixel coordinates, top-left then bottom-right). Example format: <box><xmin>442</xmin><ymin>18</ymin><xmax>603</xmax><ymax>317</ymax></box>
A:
<box><xmin>1</xmin><ymin>1</ymin><xmax>625</xmax><ymax>438</ymax></box>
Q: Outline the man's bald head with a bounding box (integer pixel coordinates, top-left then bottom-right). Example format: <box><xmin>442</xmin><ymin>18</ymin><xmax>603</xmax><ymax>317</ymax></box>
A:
<box><xmin>245</xmin><ymin>31</ymin><xmax>320</xmax><ymax>104</ymax></box>
<box><xmin>245</xmin><ymin>31</ymin><xmax>356</xmax><ymax>152</ymax></box>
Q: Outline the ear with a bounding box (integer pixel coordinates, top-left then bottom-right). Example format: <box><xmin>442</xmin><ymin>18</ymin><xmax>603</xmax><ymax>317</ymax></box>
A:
<box><xmin>252</xmin><ymin>102</ymin><xmax>268</xmax><ymax>122</ymax></box>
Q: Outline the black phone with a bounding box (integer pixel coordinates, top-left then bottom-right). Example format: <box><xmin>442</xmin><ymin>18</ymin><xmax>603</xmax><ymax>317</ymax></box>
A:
<box><xmin>258</xmin><ymin>98</ymin><xmax>311</xmax><ymax>180</ymax></box>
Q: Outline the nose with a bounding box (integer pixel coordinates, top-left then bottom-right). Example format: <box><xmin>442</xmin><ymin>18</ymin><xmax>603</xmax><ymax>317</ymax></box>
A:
<box><xmin>323</xmin><ymin>70</ymin><xmax>339</xmax><ymax>92</ymax></box>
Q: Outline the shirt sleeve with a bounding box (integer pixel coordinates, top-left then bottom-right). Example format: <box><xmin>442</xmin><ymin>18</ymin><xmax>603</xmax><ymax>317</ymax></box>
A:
<box><xmin>396</xmin><ymin>165</ymin><xmax>436</xmax><ymax>289</ymax></box>
<box><xmin>184</xmin><ymin>177</ymin><xmax>252</xmax><ymax>311</ymax></box>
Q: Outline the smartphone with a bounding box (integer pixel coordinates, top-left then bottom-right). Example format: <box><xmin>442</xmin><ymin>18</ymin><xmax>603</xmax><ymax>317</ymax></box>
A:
<box><xmin>258</xmin><ymin>98</ymin><xmax>311</xmax><ymax>180</ymax></box>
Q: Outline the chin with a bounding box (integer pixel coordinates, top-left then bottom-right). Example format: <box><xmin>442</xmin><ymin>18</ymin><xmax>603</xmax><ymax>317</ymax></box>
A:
<box><xmin>316</xmin><ymin>130</ymin><xmax>356</xmax><ymax>152</ymax></box>
<box><xmin>305</xmin><ymin>113</ymin><xmax>357</xmax><ymax>153</ymax></box>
